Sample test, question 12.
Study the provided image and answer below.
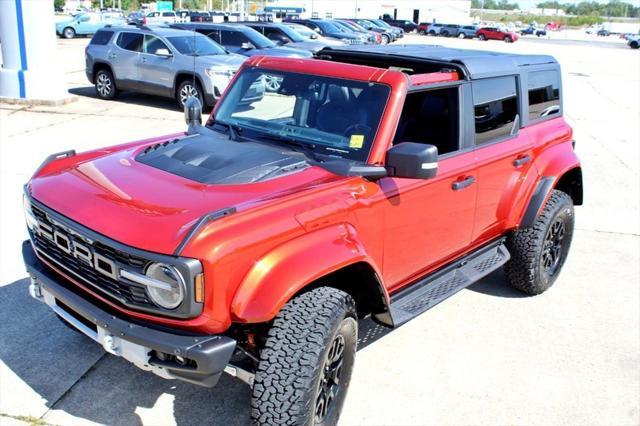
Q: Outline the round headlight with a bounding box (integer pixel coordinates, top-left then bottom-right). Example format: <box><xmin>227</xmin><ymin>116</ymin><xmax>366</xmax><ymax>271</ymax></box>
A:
<box><xmin>145</xmin><ymin>263</ymin><xmax>185</xmax><ymax>310</ymax></box>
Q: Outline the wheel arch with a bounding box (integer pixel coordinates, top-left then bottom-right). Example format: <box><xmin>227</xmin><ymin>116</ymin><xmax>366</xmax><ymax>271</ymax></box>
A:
<box><xmin>230</xmin><ymin>224</ymin><xmax>390</xmax><ymax>325</ymax></box>
<box><xmin>521</xmin><ymin>166</ymin><xmax>583</xmax><ymax>227</ymax></box>
<box><xmin>92</xmin><ymin>62</ymin><xmax>113</xmax><ymax>83</ymax></box>
<box><xmin>173</xmin><ymin>72</ymin><xmax>206</xmax><ymax>95</ymax></box>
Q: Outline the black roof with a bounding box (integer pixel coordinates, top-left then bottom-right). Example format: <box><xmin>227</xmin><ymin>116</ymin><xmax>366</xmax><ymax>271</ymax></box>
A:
<box><xmin>320</xmin><ymin>44</ymin><xmax>558</xmax><ymax>79</ymax></box>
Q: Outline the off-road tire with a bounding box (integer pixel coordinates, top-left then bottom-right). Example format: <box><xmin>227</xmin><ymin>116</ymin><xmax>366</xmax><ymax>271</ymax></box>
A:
<box><xmin>63</xmin><ymin>27</ymin><xmax>76</xmax><ymax>39</ymax></box>
<box><xmin>94</xmin><ymin>69</ymin><xmax>117</xmax><ymax>100</ymax></box>
<box><xmin>504</xmin><ymin>190</ymin><xmax>574</xmax><ymax>295</ymax></box>
<box><xmin>630</xmin><ymin>41</ymin><xmax>639</xmax><ymax>49</ymax></box>
<box><xmin>251</xmin><ymin>287</ymin><xmax>357</xmax><ymax>426</ymax></box>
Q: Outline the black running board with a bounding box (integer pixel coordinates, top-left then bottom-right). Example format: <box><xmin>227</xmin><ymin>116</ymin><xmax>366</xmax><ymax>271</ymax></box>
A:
<box><xmin>379</xmin><ymin>239</ymin><xmax>510</xmax><ymax>328</ymax></box>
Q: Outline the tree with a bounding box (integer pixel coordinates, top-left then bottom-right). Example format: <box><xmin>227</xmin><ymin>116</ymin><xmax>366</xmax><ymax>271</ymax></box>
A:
<box><xmin>54</xmin><ymin>0</ymin><xmax>65</xmax><ymax>9</ymax></box>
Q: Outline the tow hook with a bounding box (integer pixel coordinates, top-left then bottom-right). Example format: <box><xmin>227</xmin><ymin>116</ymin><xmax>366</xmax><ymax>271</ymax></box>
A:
<box><xmin>102</xmin><ymin>334</ymin><xmax>120</xmax><ymax>355</ymax></box>
<box><xmin>224</xmin><ymin>364</ymin><xmax>255</xmax><ymax>387</ymax></box>
<box><xmin>28</xmin><ymin>276</ymin><xmax>43</xmax><ymax>301</ymax></box>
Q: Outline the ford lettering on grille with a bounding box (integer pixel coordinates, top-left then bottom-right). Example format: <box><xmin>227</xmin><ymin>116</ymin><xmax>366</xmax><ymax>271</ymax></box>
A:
<box><xmin>37</xmin><ymin>219</ymin><xmax>118</xmax><ymax>280</ymax></box>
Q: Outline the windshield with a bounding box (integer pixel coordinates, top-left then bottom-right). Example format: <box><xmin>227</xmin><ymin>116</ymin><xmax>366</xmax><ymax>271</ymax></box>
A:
<box><xmin>287</xmin><ymin>24</ymin><xmax>315</xmax><ymax>37</ymax></box>
<box><xmin>167</xmin><ymin>34</ymin><xmax>226</xmax><ymax>56</ymax></box>
<box><xmin>213</xmin><ymin>68</ymin><xmax>390</xmax><ymax>162</ymax></box>
<box><xmin>276</xmin><ymin>25</ymin><xmax>305</xmax><ymax>42</ymax></box>
<box><xmin>244</xmin><ymin>28</ymin><xmax>277</xmax><ymax>48</ymax></box>
<box><xmin>335</xmin><ymin>21</ymin><xmax>359</xmax><ymax>32</ymax></box>
<box><xmin>316</xmin><ymin>20</ymin><xmax>346</xmax><ymax>33</ymax></box>
<box><xmin>373</xmin><ymin>19</ymin><xmax>391</xmax><ymax>28</ymax></box>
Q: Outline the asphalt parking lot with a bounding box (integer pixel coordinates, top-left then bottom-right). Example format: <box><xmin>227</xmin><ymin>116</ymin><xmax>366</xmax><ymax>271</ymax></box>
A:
<box><xmin>0</xmin><ymin>33</ymin><xmax>638</xmax><ymax>426</ymax></box>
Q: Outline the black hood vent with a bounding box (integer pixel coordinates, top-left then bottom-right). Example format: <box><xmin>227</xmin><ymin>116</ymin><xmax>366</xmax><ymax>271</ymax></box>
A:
<box><xmin>136</xmin><ymin>133</ymin><xmax>309</xmax><ymax>185</ymax></box>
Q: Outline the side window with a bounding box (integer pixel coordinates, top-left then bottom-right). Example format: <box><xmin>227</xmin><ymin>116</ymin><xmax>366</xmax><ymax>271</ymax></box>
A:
<box><xmin>472</xmin><ymin>76</ymin><xmax>518</xmax><ymax>145</ymax></box>
<box><xmin>221</xmin><ymin>30</ymin><xmax>250</xmax><ymax>46</ymax></box>
<box><xmin>527</xmin><ymin>70</ymin><xmax>560</xmax><ymax>121</ymax></box>
<box><xmin>265</xmin><ymin>28</ymin><xmax>288</xmax><ymax>42</ymax></box>
<box><xmin>393</xmin><ymin>87</ymin><xmax>460</xmax><ymax>156</ymax></box>
<box><xmin>90</xmin><ymin>30</ymin><xmax>114</xmax><ymax>45</ymax></box>
<box><xmin>144</xmin><ymin>35</ymin><xmax>169</xmax><ymax>55</ymax></box>
<box><xmin>196</xmin><ymin>29</ymin><xmax>220</xmax><ymax>43</ymax></box>
<box><xmin>117</xmin><ymin>32</ymin><xmax>143</xmax><ymax>52</ymax></box>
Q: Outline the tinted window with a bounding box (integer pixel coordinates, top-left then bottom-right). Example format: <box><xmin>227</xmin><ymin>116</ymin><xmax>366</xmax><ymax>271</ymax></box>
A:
<box><xmin>198</xmin><ymin>29</ymin><xmax>221</xmax><ymax>43</ymax></box>
<box><xmin>117</xmin><ymin>32</ymin><xmax>143</xmax><ymax>52</ymax></box>
<box><xmin>162</xmin><ymin>12</ymin><xmax>175</xmax><ymax>17</ymax></box>
<box><xmin>473</xmin><ymin>76</ymin><xmax>518</xmax><ymax>145</ymax></box>
<box><xmin>144</xmin><ymin>35</ymin><xmax>169</xmax><ymax>54</ymax></box>
<box><xmin>221</xmin><ymin>30</ymin><xmax>250</xmax><ymax>46</ymax></box>
<box><xmin>394</xmin><ymin>88</ymin><xmax>460</xmax><ymax>155</ymax></box>
<box><xmin>167</xmin><ymin>34</ymin><xmax>226</xmax><ymax>55</ymax></box>
<box><xmin>528</xmin><ymin>70</ymin><xmax>560</xmax><ymax>121</ymax></box>
<box><xmin>90</xmin><ymin>30</ymin><xmax>113</xmax><ymax>45</ymax></box>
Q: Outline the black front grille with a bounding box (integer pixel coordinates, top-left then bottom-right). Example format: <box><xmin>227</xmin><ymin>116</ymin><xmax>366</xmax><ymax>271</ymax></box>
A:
<box><xmin>31</xmin><ymin>204</ymin><xmax>153</xmax><ymax>308</ymax></box>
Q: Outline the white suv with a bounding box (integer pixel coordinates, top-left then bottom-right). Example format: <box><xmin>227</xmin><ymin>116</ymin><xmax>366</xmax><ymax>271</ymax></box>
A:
<box><xmin>144</xmin><ymin>11</ymin><xmax>177</xmax><ymax>24</ymax></box>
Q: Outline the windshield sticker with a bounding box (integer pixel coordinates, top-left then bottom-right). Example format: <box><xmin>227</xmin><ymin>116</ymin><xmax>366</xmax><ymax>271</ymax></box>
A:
<box><xmin>349</xmin><ymin>135</ymin><xmax>364</xmax><ymax>149</ymax></box>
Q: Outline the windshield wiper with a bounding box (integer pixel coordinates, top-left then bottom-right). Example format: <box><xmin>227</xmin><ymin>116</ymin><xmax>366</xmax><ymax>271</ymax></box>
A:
<box><xmin>212</xmin><ymin>120</ymin><xmax>242</xmax><ymax>140</ymax></box>
<box><xmin>256</xmin><ymin>133</ymin><xmax>322</xmax><ymax>163</ymax></box>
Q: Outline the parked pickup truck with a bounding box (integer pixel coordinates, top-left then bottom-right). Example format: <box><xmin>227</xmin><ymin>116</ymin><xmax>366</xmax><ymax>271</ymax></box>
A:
<box><xmin>23</xmin><ymin>44</ymin><xmax>581</xmax><ymax>425</ymax></box>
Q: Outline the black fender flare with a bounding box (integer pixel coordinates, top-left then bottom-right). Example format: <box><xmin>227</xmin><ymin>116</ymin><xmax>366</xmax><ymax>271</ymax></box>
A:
<box><xmin>521</xmin><ymin>176</ymin><xmax>556</xmax><ymax>227</ymax></box>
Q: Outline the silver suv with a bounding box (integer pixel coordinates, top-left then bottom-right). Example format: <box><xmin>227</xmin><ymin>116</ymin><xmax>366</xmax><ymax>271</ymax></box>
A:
<box><xmin>85</xmin><ymin>25</ymin><xmax>260</xmax><ymax>108</ymax></box>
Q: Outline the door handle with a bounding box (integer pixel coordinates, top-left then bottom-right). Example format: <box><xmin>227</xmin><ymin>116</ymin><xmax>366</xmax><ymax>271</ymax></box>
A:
<box><xmin>452</xmin><ymin>176</ymin><xmax>476</xmax><ymax>191</ymax></box>
<box><xmin>513</xmin><ymin>155</ymin><xmax>531</xmax><ymax>167</ymax></box>
<box><xmin>108</xmin><ymin>53</ymin><xmax>116</xmax><ymax>59</ymax></box>
<box><xmin>141</xmin><ymin>57</ymin><xmax>147</xmax><ymax>63</ymax></box>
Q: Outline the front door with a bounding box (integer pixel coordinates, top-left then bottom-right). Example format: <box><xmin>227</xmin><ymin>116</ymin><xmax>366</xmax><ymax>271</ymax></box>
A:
<box><xmin>379</xmin><ymin>85</ymin><xmax>478</xmax><ymax>290</ymax></box>
<box><xmin>138</xmin><ymin>35</ymin><xmax>174</xmax><ymax>97</ymax></box>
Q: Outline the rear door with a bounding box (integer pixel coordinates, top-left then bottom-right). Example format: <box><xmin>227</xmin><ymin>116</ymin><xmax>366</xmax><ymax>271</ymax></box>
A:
<box><xmin>470</xmin><ymin>75</ymin><xmax>537</xmax><ymax>244</ymax></box>
<box><xmin>137</xmin><ymin>35</ymin><xmax>174</xmax><ymax>97</ymax></box>
<box><xmin>112</xmin><ymin>31</ymin><xmax>143</xmax><ymax>91</ymax></box>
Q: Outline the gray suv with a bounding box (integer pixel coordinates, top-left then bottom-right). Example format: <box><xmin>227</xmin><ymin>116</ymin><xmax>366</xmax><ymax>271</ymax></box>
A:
<box><xmin>85</xmin><ymin>26</ymin><xmax>260</xmax><ymax>108</ymax></box>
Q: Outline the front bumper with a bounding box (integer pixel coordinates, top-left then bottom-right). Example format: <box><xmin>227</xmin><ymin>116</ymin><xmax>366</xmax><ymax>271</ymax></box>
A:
<box><xmin>23</xmin><ymin>240</ymin><xmax>236</xmax><ymax>387</ymax></box>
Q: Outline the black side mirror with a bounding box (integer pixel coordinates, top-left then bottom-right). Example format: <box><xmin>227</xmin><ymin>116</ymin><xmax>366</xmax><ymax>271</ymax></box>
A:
<box><xmin>386</xmin><ymin>142</ymin><xmax>438</xmax><ymax>179</ymax></box>
<box><xmin>184</xmin><ymin>96</ymin><xmax>202</xmax><ymax>130</ymax></box>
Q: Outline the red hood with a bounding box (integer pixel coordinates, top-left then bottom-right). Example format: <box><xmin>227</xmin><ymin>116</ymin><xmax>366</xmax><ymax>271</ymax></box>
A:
<box><xmin>29</xmin><ymin>139</ymin><xmax>340</xmax><ymax>255</ymax></box>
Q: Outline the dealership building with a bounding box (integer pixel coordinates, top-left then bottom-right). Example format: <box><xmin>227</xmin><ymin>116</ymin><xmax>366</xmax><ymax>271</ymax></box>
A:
<box><xmin>264</xmin><ymin>0</ymin><xmax>472</xmax><ymax>24</ymax></box>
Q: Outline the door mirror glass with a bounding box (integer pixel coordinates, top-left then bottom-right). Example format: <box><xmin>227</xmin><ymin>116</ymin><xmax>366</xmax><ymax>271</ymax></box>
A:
<box><xmin>241</xmin><ymin>41</ymin><xmax>254</xmax><ymax>49</ymax></box>
<box><xmin>155</xmin><ymin>48</ymin><xmax>172</xmax><ymax>57</ymax></box>
<box><xmin>386</xmin><ymin>142</ymin><xmax>438</xmax><ymax>179</ymax></box>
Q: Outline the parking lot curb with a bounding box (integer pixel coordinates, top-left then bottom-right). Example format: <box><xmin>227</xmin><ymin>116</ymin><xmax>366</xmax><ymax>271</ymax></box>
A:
<box><xmin>0</xmin><ymin>96</ymin><xmax>77</xmax><ymax>107</ymax></box>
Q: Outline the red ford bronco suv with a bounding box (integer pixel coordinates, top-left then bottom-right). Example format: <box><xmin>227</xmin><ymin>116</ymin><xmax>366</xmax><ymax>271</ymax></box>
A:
<box><xmin>23</xmin><ymin>45</ymin><xmax>582</xmax><ymax>425</ymax></box>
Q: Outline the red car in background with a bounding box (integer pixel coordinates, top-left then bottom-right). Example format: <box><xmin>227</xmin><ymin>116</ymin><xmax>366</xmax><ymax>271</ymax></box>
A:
<box><xmin>476</xmin><ymin>26</ymin><xmax>519</xmax><ymax>42</ymax></box>
<box><xmin>418</xmin><ymin>22</ymin><xmax>429</xmax><ymax>34</ymax></box>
